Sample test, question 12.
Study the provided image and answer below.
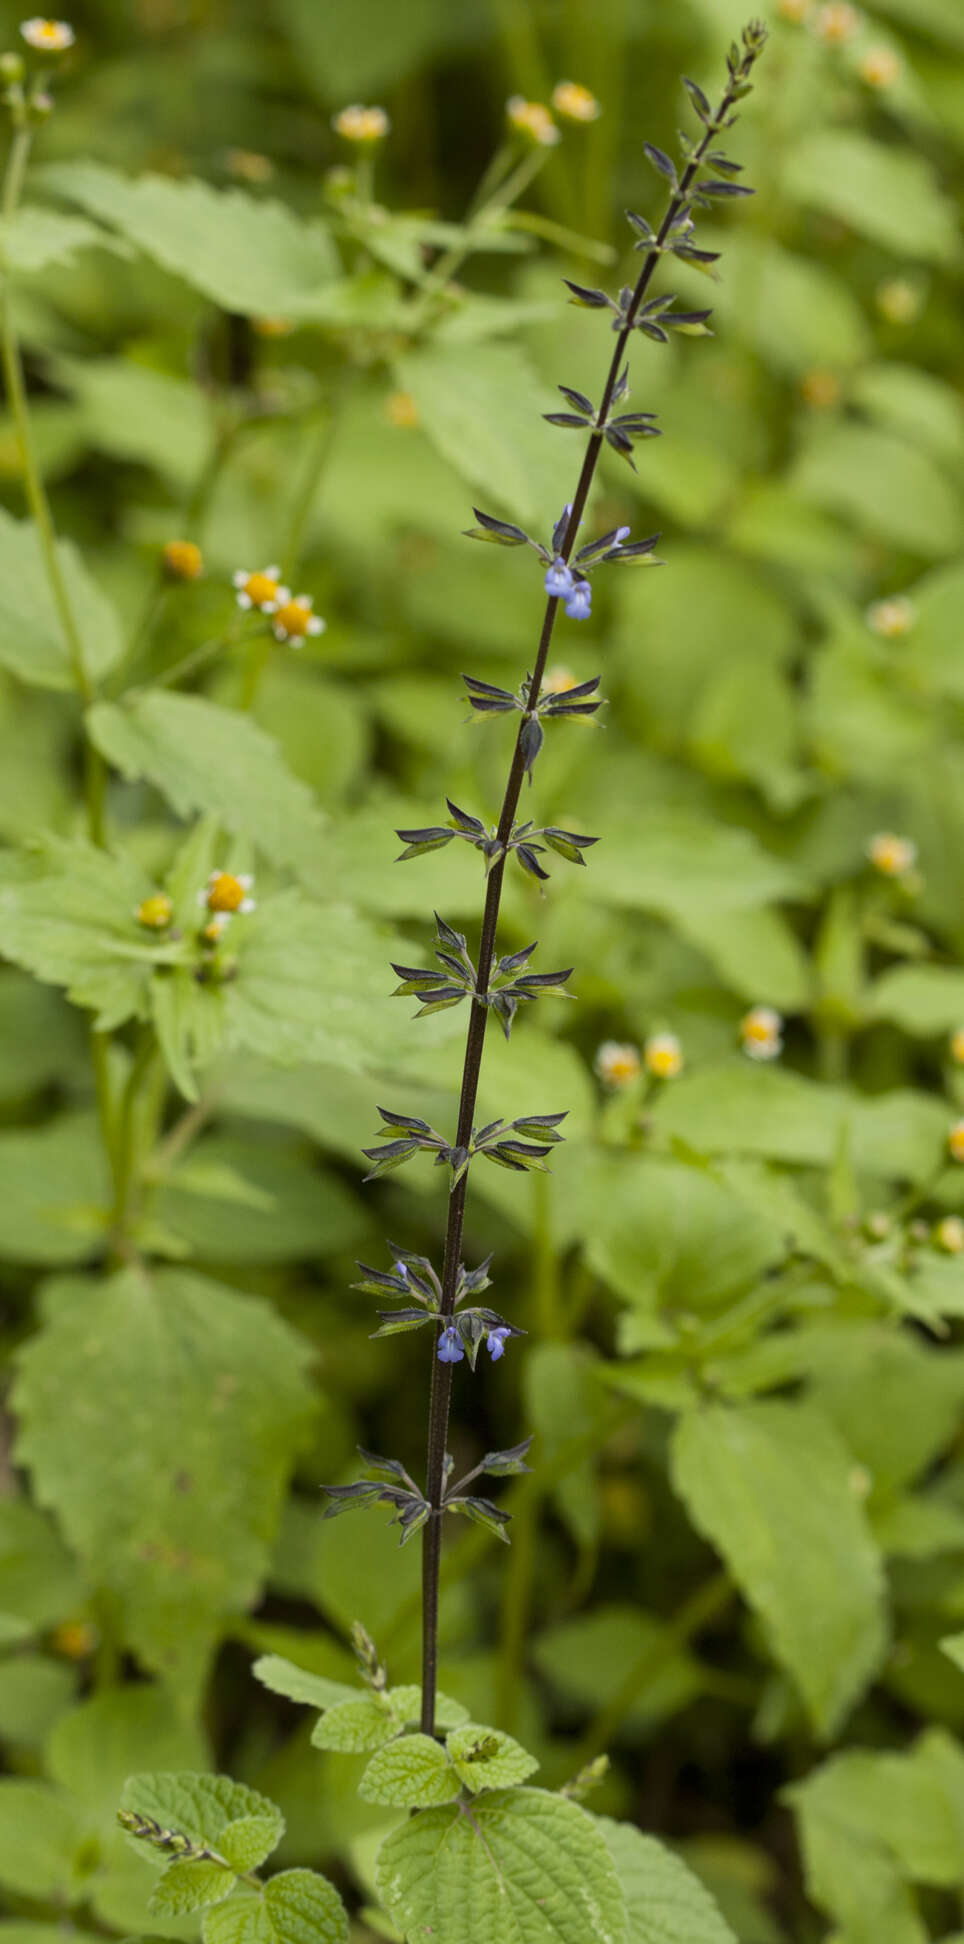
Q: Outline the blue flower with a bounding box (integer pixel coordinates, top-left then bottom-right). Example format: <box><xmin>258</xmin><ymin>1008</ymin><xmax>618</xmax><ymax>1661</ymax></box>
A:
<box><xmin>487</xmin><ymin>1327</ymin><xmax>511</xmax><ymax>1361</ymax></box>
<box><xmin>437</xmin><ymin>1324</ymin><xmax>464</xmax><ymax>1364</ymax></box>
<box><xmin>564</xmin><ymin>578</ymin><xmax>592</xmax><ymax>620</ymax></box>
<box><xmin>544</xmin><ymin>556</ymin><xmax>574</xmax><ymax>600</ymax></box>
<box><xmin>392</xmin><ymin>1259</ymin><xmax>409</xmax><ymax>1283</ymax></box>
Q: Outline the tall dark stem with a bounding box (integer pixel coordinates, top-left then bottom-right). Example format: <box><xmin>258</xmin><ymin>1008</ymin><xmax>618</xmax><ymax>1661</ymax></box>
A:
<box><xmin>419</xmin><ymin>50</ymin><xmax>758</xmax><ymax>1737</ymax></box>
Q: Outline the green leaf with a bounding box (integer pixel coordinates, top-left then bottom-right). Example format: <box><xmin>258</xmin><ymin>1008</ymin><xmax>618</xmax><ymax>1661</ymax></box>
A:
<box><xmin>38</xmin><ymin>164</ymin><xmax>339</xmax><ymax>315</ymax></box>
<box><xmin>699</xmin><ymin>234</ymin><xmax>870</xmax><ymax>376</ymax></box>
<box><xmin>672</xmin><ymin>1401</ymin><xmax>887</xmax><ymax>1736</ymax></box>
<box><xmin>596</xmin><ymin>1818</ymin><xmax>737</xmax><ymax>1944</ymax></box>
<box><xmin>309</xmin><ymin>1697</ymin><xmax>397</xmax><ymax>1753</ymax></box>
<box><xmin>446</xmin><ymin>1723</ymin><xmax>539</xmax><ymax>1792</ymax></box>
<box><xmin>251</xmin><ymin>1654</ymin><xmax>357</xmax><ymax>1713</ymax></box>
<box><xmin>52</xmin><ymin>355</ymin><xmax>214</xmax><ymax>491</ymax></box>
<box><xmin>0</xmin><ymin>506</ymin><xmax>123</xmax><ymax>690</ymax></box>
<box><xmin>0</xmin><ymin>208</ymin><xmax>120</xmax><ymax>273</ymax></box>
<box><xmin>585</xmin><ymin>813</ymin><xmax>803</xmax><ymax>922</ymax></box>
<box><xmin>49</xmin><ymin>1687</ymin><xmax>206</xmax><ymax>1830</ymax></box>
<box><xmin>0</xmin><ymin>1654</ymin><xmax>74</xmax><ymax>1748</ymax></box>
<box><xmin>0</xmin><ymin>1113</ymin><xmax>109</xmax><ymax>1265</ymax></box>
<box><xmin>87</xmin><ymin>694</ymin><xmax>327</xmax><ymax>881</ymax></box>
<box><xmin>374</xmin><ymin>1788</ymin><xmax>627</xmax><ymax>1944</ymax></box>
<box><xmin>0</xmin><ymin>1781</ymin><xmax>88</xmax><ymax>1903</ymax></box>
<box><xmin>868</xmin><ymin>965</ymin><xmax>964</xmax><ymax>1035</ymax></box>
<box><xmin>150</xmin><ymin>1861</ymin><xmax>237</xmax><ymax>1917</ymax></box>
<box><xmin>781</xmin><ymin>130</ymin><xmax>959</xmax><ymax>262</ymax></box>
<box><xmin>394</xmin><ymin>342</ymin><xmax>561</xmax><ymax>526</ymax></box>
<box><xmin>358</xmin><ymin>1733</ymin><xmax>461</xmax><ymax>1807</ymax></box>
<box><xmin>122</xmin><ymin>1773</ymin><xmax>282</xmax><ymax>1848</ymax></box>
<box><xmin>532</xmin><ymin>1607</ymin><xmax>704</xmax><ymax>1737</ymax></box>
<box><xmin>13</xmin><ymin>1268</ymin><xmax>315</xmax><ymax>1701</ymax></box>
<box><xmin>0</xmin><ymin>1496</ymin><xmax>84</xmax><ymax>1631</ymax></box>
<box><xmin>0</xmin><ymin>840</ymin><xmax>168</xmax><ymax>1030</ymax></box>
<box><xmin>941</xmin><ymin>1632</ymin><xmax>964</xmax><ymax>1674</ymax></box>
<box><xmin>790</xmin><ymin>424</ymin><xmax>964</xmax><ymax>556</ymax></box>
<box><xmin>217</xmin><ymin>1817</ymin><xmax>285</xmax><ymax>1875</ymax></box>
<box><xmin>202</xmin><ymin>1870</ymin><xmax>348</xmax><ymax>1944</ymax></box>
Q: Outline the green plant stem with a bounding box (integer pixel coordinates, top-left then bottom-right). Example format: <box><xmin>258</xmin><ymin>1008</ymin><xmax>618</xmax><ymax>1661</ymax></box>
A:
<box><xmin>109</xmin><ymin>1029</ymin><xmax>159</xmax><ymax>1258</ymax></box>
<box><xmin>572</xmin><ymin>1569</ymin><xmax>733</xmax><ymax>1768</ymax></box>
<box><xmin>418</xmin><ymin>47</ymin><xmax>762</xmax><ymax>1739</ymax></box>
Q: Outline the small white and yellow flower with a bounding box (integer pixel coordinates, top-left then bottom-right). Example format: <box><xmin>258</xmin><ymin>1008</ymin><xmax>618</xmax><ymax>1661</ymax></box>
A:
<box><xmin>860</xmin><ymin>45</ymin><xmax>901</xmax><ymax>89</ymax></box>
<box><xmin>812</xmin><ymin>2</ymin><xmax>859</xmax><ymax>43</ymax></box>
<box><xmin>867</xmin><ymin>831</ymin><xmax>917</xmax><ymax>878</ymax></box>
<box><xmin>739</xmin><ymin>1006</ymin><xmax>783</xmax><ymax>1061</ymax></box>
<box><xmin>200</xmin><ymin>914</ymin><xmax>231</xmax><ymax>946</ymax></box>
<box><xmin>777</xmin><ymin>0</ymin><xmax>811</xmax><ymax>20</ymax></box>
<box><xmin>134</xmin><ymin>892</ymin><xmax>174</xmax><ymax>931</ymax></box>
<box><xmin>934</xmin><ymin>1214</ymin><xmax>964</xmax><ymax>1254</ymax></box>
<box><xmin>866</xmin><ymin>595</ymin><xmax>914</xmax><ymax>638</ymax></box>
<box><xmin>271</xmin><ymin>593</ymin><xmax>325</xmax><ymax>647</ymax></box>
<box><xmin>163</xmin><ymin>539</ymin><xmax>203</xmax><ymax>582</ymax></box>
<box><xmin>950</xmin><ymin>1026</ymin><xmax>964</xmax><ymax>1066</ymax></box>
<box><xmin>541</xmin><ymin>665</ymin><xmax>578</xmax><ymax>695</ymax></box>
<box><xmin>551</xmin><ymin>81</ymin><xmax>602</xmax><ymax>123</ymax></box>
<box><xmin>506</xmin><ymin>96</ymin><xmax>561</xmax><ymax>147</ymax></box>
<box><xmin>332</xmin><ymin>104</ymin><xmax>390</xmax><ymax>144</ymax></box>
<box><xmin>644</xmin><ymin>1032</ymin><xmax>683</xmax><ymax>1080</ymax></box>
<box><xmin>20</xmin><ymin>17</ymin><xmax>74</xmax><ymax>51</ymax></box>
<box><xmin>948</xmin><ymin>1120</ymin><xmax>964</xmax><ymax>1165</ymax></box>
<box><xmin>232</xmin><ymin>564</ymin><xmax>289</xmax><ymax>614</ymax></box>
<box><xmin>875</xmin><ymin>278</ymin><xmax>922</xmax><ymax>327</ymax></box>
<box><xmin>198</xmin><ymin>870</ymin><xmax>256</xmax><ymax>918</ymax></box>
<box><xmin>594</xmin><ymin>1040</ymin><xmax>641</xmax><ymax>1089</ymax></box>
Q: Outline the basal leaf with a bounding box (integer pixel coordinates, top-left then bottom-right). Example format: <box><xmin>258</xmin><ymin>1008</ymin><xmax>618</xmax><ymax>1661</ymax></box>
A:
<box><xmin>13</xmin><ymin>1268</ymin><xmax>316</xmax><ymax>1702</ymax></box>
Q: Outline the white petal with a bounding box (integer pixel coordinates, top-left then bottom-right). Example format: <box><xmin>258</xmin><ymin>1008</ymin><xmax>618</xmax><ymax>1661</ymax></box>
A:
<box><xmin>307</xmin><ymin>616</ymin><xmax>325</xmax><ymax>634</ymax></box>
<box><xmin>232</xmin><ymin>570</ymin><xmax>248</xmax><ymax>586</ymax></box>
<box><xmin>265</xmin><ymin>564</ymin><xmax>281</xmax><ymax>578</ymax></box>
<box><xmin>236</xmin><ymin>592</ymin><xmax>252</xmax><ymax>609</ymax></box>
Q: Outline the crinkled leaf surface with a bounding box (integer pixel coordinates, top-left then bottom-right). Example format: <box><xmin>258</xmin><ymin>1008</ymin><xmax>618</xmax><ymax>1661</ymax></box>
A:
<box><xmin>596</xmin><ymin>1818</ymin><xmax>737</xmax><ymax>1944</ymax></box>
<box><xmin>0</xmin><ymin>507</ymin><xmax>123</xmax><ymax>689</ymax></box>
<box><xmin>150</xmin><ymin>1860</ymin><xmax>237</xmax><ymax>1916</ymax></box>
<box><xmin>374</xmin><ymin>1787</ymin><xmax>627</xmax><ymax>1944</ymax></box>
<box><xmin>0</xmin><ymin>840</ymin><xmax>167</xmax><ymax>1030</ymax></box>
<box><xmin>672</xmin><ymin>1401</ymin><xmax>887</xmax><ymax>1736</ymax></box>
<box><xmin>251</xmin><ymin>1653</ymin><xmax>357</xmax><ymax>1713</ymax></box>
<box><xmin>122</xmin><ymin>1773</ymin><xmax>281</xmax><ymax>1848</ymax></box>
<box><xmin>202</xmin><ymin>1870</ymin><xmax>348</xmax><ymax>1944</ymax></box>
<box><xmin>447</xmin><ymin>1723</ymin><xmax>539</xmax><ymax>1792</ymax></box>
<box><xmin>38</xmin><ymin>164</ymin><xmax>339</xmax><ymax>314</ymax></box>
<box><xmin>359</xmin><ymin>1733</ymin><xmax>461</xmax><ymax>1807</ymax></box>
<box><xmin>13</xmin><ymin>1268</ymin><xmax>316</xmax><ymax>1701</ymax></box>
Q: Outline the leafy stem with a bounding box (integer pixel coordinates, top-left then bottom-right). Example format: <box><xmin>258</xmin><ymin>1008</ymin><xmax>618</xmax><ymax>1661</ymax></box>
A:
<box><xmin>418</xmin><ymin>29</ymin><xmax>767</xmax><ymax>1739</ymax></box>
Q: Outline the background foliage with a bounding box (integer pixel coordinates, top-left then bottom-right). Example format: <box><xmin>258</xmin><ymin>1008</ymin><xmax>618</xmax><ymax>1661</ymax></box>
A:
<box><xmin>2</xmin><ymin>1</ymin><xmax>964</xmax><ymax>1940</ymax></box>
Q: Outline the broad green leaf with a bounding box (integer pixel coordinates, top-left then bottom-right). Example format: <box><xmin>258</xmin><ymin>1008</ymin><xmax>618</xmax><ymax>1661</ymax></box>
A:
<box><xmin>790</xmin><ymin>424</ymin><xmax>964</xmax><ymax>556</ymax></box>
<box><xmin>672</xmin><ymin>1401</ymin><xmax>887</xmax><ymax>1735</ymax></box>
<box><xmin>0</xmin><ymin>1654</ymin><xmax>74</xmax><ymax>1748</ymax></box>
<box><xmin>203</xmin><ymin>1870</ymin><xmax>348</xmax><ymax>1944</ymax></box>
<box><xmin>651</xmin><ymin>1064</ymin><xmax>948</xmax><ymax>1181</ymax></box>
<box><xmin>14</xmin><ymin>1268</ymin><xmax>316</xmax><ymax>1700</ymax></box>
<box><xmin>49</xmin><ymin>1687</ymin><xmax>207</xmax><ymax>1829</ymax></box>
<box><xmin>358</xmin><ymin>1733</ymin><xmax>461</xmax><ymax>1807</ymax></box>
<box><xmin>374</xmin><ymin>1788</ymin><xmax>627</xmax><ymax>1944</ymax></box>
<box><xmin>673</xmin><ymin>905</ymin><xmax>813</xmax><ymax>1012</ymax></box>
<box><xmin>0</xmin><ymin>840</ymin><xmax>170</xmax><ymax>1030</ymax></box>
<box><xmin>251</xmin><ymin>1654</ymin><xmax>357</xmax><ymax>1713</ymax></box>
<box><xmin>52</xmin><ymin>355</ymin><xmax>213</xmax><ymax>490</ymax></box>
<box><xmin>279</xmin><ymin>0</ymin><xmax>488</xmax><ymax>96</ymax></box>
<box><xmin>853</xmin><ymin>364</ymin><xmax>964</xmax><ymax>469</ymax></box>
<box><xmin>310</xmin><ymin>1697</ymin><xmax>398</xmax><ymax>1753</ymax></box>
<box><xmin>0</xmin><ymin>208</ymin><xmax>118</xmax><ymax>273</ymax></box>
<box><xmin>868</xmin><ymin>965</ymin><xmax>964</xmax><ymax>1035</ymax></box>
<box><xmin>585</xmin><ymin>813</ymin><xmax>803</xmax><ymax>920</ymax></box>
<box><xmin>0</xmin><ymin>506</ymin><xmax>123</xmax><ymax>689</ymax></box>
<box><xmin>38</xmin><ymin>164</ymin><xmax>339</xmax><ymax>314</ymax></box>
<box><xmin>0</xmin><ymin>1781</ymin><xmax>88</xmax><ymax>1902</ymax></box>
<box><xmin>395</xmin><ymin>341</ymin><xmax>561</xmax><ymax>526</ymax></box>
<box><xmin>700</xmin><ymin>234</ymin><xmax>870</xmax><ymax>376</ymax></box>
<box><xmin>582</xmin><ymin>1153</ymin><xmax>786</xmax><ymax>1318</ymax></box>
<box><xmin>446</xmin><ymin>1723</ymin><xmax>539</xmax><ymax>1791</ymax></box>
<box><xmin>87</xmin><ymin>694</ymin><xmax>328</xmax><ymax>881</ymax></box>
<box><xmin>781</xmin><ymin>130</ymin><xmax>959</xmax><ymax>262</ymax></box>
<box><xmin>596</xmin><ymin>1819</ymin><xmax>737</xmax><ymax>1944</ymax></box>
<box><xmin>157</xmin><ymin>1134</ymin><xmax>363</xmax><ymax>1265</ymax></box>
<box><xmin>0</xmin><ymin>1113</ymin><xmax>108</xmax><ymax>1264</ymax></box>
<box><xmin>525</xmin><ymin>1341</ymin><xmax>601</xmax><ymax>1548</ymax></box>
<box><xmin>801</xmin><ymin>1327</ymin><xmax>964</xmax><ymax>1492</ymax></box>
<box><xmin>150</xmin><ymin>1861</ymin><xmax>237</xmax><ymax>1917</ymax></box>
<box><xmin>122</xmin><ymin>1774</ymin><xmax>282</xmax><ymax>1849</ymax></box>
<box><xmin>217</xmin><ymin>1817</ymin><xmax>286</xmax><ymax>1874</ymax></box>
<box><xmin>0</xmin><ymin>1496</ymin><xmax>84</xmax><ymax>1630</ymax></box>
<box><xmin>531</xmin><ymin>1607</ymin><xmax>704</xmax><ymax>1735</ymax></box>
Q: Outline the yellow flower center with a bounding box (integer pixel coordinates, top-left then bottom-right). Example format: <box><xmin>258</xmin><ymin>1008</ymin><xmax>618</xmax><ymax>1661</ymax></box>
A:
<box><xmin>274</xmin><ymin>598</ymin><xmax>313</xmax><ymax>638</ymax></box>
<box><xmin>867</xmin><ymin>597</ymin><xmax>913</xmax><ymax>638</ymax></box>
<box><xmin>551</xmin><ymin>81</ymin><xmax>601</xmax><ymax>123</ymax></box>
<box><xmin>868</xmin><ymin>832</ymin><xmax>915</xmax><ymax>877</ymax></box>
<box><xmin>242</xmin><ymin>570</ymin><xmax>280</xmax><ymax>609</ymax></box>
<box><xmin>162</xmin><ymin>539</ymin><xmax>203</xmax><ymax>582</ymax></box>
<box><xmin>645</xmin><ymin>1036</ymin><xmax>683</xmax><ymax>1079</ymax></box>
<box><xmin>136</xmin><ymin>893</ymin><xmax>174</xmax><ymax>930</ymax></box>
<box><xmin>333</xmin><ymin>104</ymin><xmax>390</xmax><ymax>143</ymax></box>
<box><xmin>22</xmin><ymin>18</ymin><xmax>73</xmax><ymax>49</ymax></box>
<box><xmin>506</xmin><ymin>97</ymin><xmax>560</xmax><ymax>146</ymax></box>
<box><xmin>948</xmin><ymin>1122</ymin><xmax>964</xmax><ymax>1164</ymax></box>
<box><xmin>596</xmin><ymin>1042</ymin><xmax>641</xmax><ymax>1087</ymax></box>
<box><xmin>741</xmin><ymin>1008</ymin><xmax>782</xmax><ymax>1046</ymax></box>
<box><xmin>950</xmin><ymin>1027</ymin><xmax>964</xmax><ymax>1066</ymax></box>
<box><xmin>50</xmin><ymin>1618</ymin><xmax>97</xmax><ymax>1658</ymax></box>
<box><xmin>860</xmin><ymin>47</ymin><xmax>901</xmax><ymax>88</ymax></box>
<box><xmin>936</xmin><ymin>1216</ymin><xmax>964</xmax><ymax>1254</ymax></box>
<box><xmin>814</xmin><ymin>2</ymin><xmax>858</xmax><ymax>42</ymax></box>
<box><xmin>207</xmin><ymin>872</ymin><xmax>247</xmax><ymax>913</ymax></box>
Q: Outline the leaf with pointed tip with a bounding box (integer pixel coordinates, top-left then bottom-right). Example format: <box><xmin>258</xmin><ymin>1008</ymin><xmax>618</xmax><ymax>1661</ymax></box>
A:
<box><xmin>251</xmin><ymin>1656</ymin><xmax>357</xmax><ymax>1713</ymax></box>
<box><xmin>359</xmin><ymin>1734</ymin><xmax>462</xmax><ymax>1808</ymax></box>
<box><xmin>447</xmin><ymin>1724</ymin><xmax>539</xmax><ymax>1792</ymax></box>
<box><xmin>203</xmin><ymin>1869</ymin><xmax>348</xmax><ymax>1944</ymax></box>
<box><xmin>481</xmin><ymin>1437</ymin><xmax>534</xmax><ymax>1476</ymax></box>
<box><xmin>643</xmin><ymin>143</ymin><xmax>678</xmax><ymax>187</ymax></box>
<box><xmin>149</xmin><ymin>1859</ymin><xmax>237</xmax><ymax>1916</ymax></box>
<box><xmin>563</xmin><ymin>279</ymin><xmax>614</xmax><ymax>309</ymax></box>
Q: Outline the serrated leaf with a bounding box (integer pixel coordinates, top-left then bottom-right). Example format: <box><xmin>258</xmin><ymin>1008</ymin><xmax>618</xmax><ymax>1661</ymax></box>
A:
<box><xmin>149</xmin><ymin>1860</ymin><xmax>237</xmax><ymax>1917</ymax></box>
<box><xmin>87</xmin><ymin>695</ymin><xmax>327</xmax><ymax>882</ymax></box>
<box><xmin>375</xmin><ymin>1788</ymin><xmax>627</xmax><ymax>1944</ymax></box>
<box><xmin>310</xmin><ymin>1697</ymin><xmax>397</xmax><ymax>1752</ymax></box>
<box><xmin>597</xmin><ymin>1819</ymin><xmax>737</xmax><ymax>1944</ymax></box>
<box><xmin>0</xmin><ymin>840</ymin><xmax>168</xmax><ymax>1031</ymax></box>
<box><xmin>251</xmin><ymin>1655</ymin><xmax>357</xmax><ymax>1713</ymax></box>
<box><xmin>218</xmin><ymin>1816</ymin><xmax>285</xmax><ymax>1874</ymax></box>
<box><xmin>0</xmin><ymin>507</ymin><xmax>122</xmax><ymax>690</ymax></box>
<box><xmin>122</xmin><ymin>1773</ymin><xmax>281</xmax><ymax>1847</ymax></box>
<box><xmin>447</xmin><ymin>1723</ymin><xmax>539</xmax><ymax>1791</ymax></box>
<box><xmin>37</xmin><ymin>163</ymin><xmax>339</xmax><ymax>314</ymax></box>
<box><xmin>13</xmin><ymin>1268</ymin><xmax>315</xmax><ymax>1702</ymax></box>
<box><xmin>203</xmin><ymin>1870</ymin><xmax>348</xmax><ymax>1944</ymax></box>
<box><xmin>1</xmin><ymin>208</ymin><xmax>120</xmax><ymax>273</ymax></box>
<box><xmin>359</xmin><ymin>1733</ymin><xmax>462</xmax><ymax>1807</ymax></box>
<box><xmin>781</xmin><ymin>130</ymin><xmax>958</xmax><ymax>263</ymax></box>
<box><xmin>395</xmin><ymin>342</ymin><xmax>562</xmax><ymax>525</ymax></box>
<box><xmin>671</xmin><ymin>1401</ymin><xmax>887</xmax><ymax>1736</ymax></box>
